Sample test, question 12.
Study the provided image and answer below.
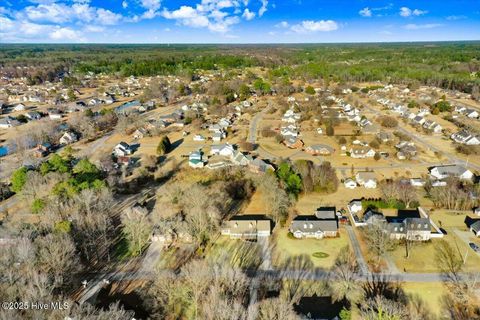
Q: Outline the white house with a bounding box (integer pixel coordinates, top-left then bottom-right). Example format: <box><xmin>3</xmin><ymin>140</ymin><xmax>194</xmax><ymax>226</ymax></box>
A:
<box><xmin>113</xmin><ymin>142</ymin><xmax>132</xmax><ymax>157</ymax></box>
<box><xmin>350</xmin><ymin>147</ymin><xmax>375</xmax><ymax>159</ymax></box>
<box><xmin>13</xmin><ymin>103</ymin><xmax>26</xmax><ymax>111</ymax></box>
<box><xmin>466</xmin><ymin>109</ymin><xmax>479</xmax><ymax>118</ymax></box>
<box><xmin>356</xmin><ymin>172</ymin><xmax>377</xmax><ymax>189</ymax></box>
<box><xmin>344</xmin><ymin>178</ymin><xmax>357</xmax><ymax>189</ymax></box>
<box><xmin>193</xmin><ymin>134</ymin><xmax>206</xmax><ymax>142</ymax></box>
<box><xmin>429</xmin><ymin>165</ymin><xmax>474</xmax><ymax>181</ymax></box>
<box><xmin>59</xmin><ymin>131</ymin><xmax>78</xmax><ymax>145</ymax></box>
<box><xmin>348</xmin><ymin>200</ymin><xmax>363</xmax><ymax>214</ymax></box>
<box><xmin>410</xmin><ymin>178</ymin><xmax>426</xmax><ymax>187</ymax></box>
<box><xmin>210</xmin><ymin>143</ymin><xmax>235</xmax><ymax>157</ymax></box>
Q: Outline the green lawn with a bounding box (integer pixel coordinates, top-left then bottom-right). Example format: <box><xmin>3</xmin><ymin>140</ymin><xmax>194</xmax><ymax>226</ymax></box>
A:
<box><xmin>273</xmin><ymin>228</ymin><xmax>350</xmax><ymax>269</ymax></box>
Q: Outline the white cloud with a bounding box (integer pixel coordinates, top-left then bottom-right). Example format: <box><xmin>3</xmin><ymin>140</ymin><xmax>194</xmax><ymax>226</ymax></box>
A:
<box><xmin>25</xmin><ymin>3</ymin><xmax>72</xmax><ymax>23</ymax></box>
<box><xmin>50</xmin><ymin>27</ymin><xmax>84</xmax><ymax>41</ymax></box>
<box><xmin>0</xmin><ymin>15</ymin><xmax>14</xmax><ymax>32</ymax></box>
<box><xmin>275</xmin><ymin>21</ymin><xmax>288</xmax><ymax>28</ymax></box>
<box><xmin>161</xmin><ymin>0</ymin><xmax>248</xmax><ymax>33</ymax></box>
<box><xmin>84</xmin><ymin>25</ymin><xmax>105</xmax><ymax>33</ymax></box>
<box><xmin>141</xmin><ymin>0</ymin><xmax>161</xmax><ymax>11</ymax></box>
<box><xmin>291</xmin><ymin>20</ymin><xmax>338</xmax><ymax>33</ymax></box>
<box><xmin>404</xmin><ymin>23</ymin><xmax>442</xmax><ymax>30</ymax></box>
<box><xmin>122</xmin><ymin>1</ymin><xmax>128</xmax><ymax>9</ymax></box>
<box><xmin>446</xmin><ymin>15</ymin><xmax>466</xmax><ymax>21</ymax></box>
<box><xmin>96</xmin><ymin>8</ymin><xmax>122</xmax><ymax>25</ymax></box>
<box><xmin>23</xmin><ymin>2</ymin><xmax>122</xmax><ymax>25</ymax></box>
<box><xmin>359</xmin><ymin>7</ymin><xmax>372</xmax><ymax>17</ymax></box>
<box><xmin>258</xmin><ymin>0</ymin><xmax>268</xmax><ymax>17</ymax></box>
<box><xmin>242</xmin><ymin>8</ymin><xmax>255</xmax><ymax>20</ymax></box>
<box><xmin>400</xmin><ymin>7</ymin><xmax>427</xmax><ymax>17</ymax></box>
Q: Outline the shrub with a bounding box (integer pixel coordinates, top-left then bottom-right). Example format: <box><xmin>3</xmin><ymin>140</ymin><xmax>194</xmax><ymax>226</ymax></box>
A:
<box><xmin>312</xmin><ymin>252</ymin><xmax>329</xmax><ymax>258</ymax></box>
<box><xmin>379</xmin><ymin>115</ymin><xmax>398</xmax><ymax>128</ymax></box>
<box><xmin>305</xmin><ymin>85</ymin><xmax>315</xmax><ymax>95</ymax></box>
<box><xmin>326</xmin><ymin>125</ymin><xmax>334</xmax><ymax>136</ymax></box>
<box><xmin>11</xmin><ymin>167</ymin><xmax>28</xmax><ymax>193</ymax></box>
<box><xmin>31</xmin><ymin>198</ymin><xmax>46</xmax><ymax>214</ymax></box>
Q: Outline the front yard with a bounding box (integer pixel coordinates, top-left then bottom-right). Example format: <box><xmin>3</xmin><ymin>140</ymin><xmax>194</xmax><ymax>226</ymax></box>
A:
<box><xmin>272</xmin><ymin>228</ymin><xmax>350</xmax><ymax>269</ymax></box>
<box><xmin>389</xmin><ymin>232</ymin><xmax>480</xmax><ymax>273</ymax></box>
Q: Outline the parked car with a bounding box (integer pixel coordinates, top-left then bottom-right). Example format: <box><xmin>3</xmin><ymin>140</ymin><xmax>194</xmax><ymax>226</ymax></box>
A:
<box><xmin>469</xmin><ymin>242</ymin><xmax>480</xmax><ymax>252</ymax></box>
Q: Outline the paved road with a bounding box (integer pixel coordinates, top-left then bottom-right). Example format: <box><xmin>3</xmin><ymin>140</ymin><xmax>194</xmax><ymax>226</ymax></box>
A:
<box><xmin>248</xmin><ymin>103</ymin><xmax>271</xmax><ymax>144</ymax></box>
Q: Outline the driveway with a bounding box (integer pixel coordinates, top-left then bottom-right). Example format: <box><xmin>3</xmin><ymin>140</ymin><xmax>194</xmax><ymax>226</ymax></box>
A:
<box><xmin>453</xmin><ymin>229</ymin><xmax>480</xmax><ymax>258</ymax></box>
<box><xmin>257</xmin><ymin>235</ymin><xmax>272</xmax><ymax>271</ymax></box>
<box><xmin>345</xmin><ymin>225</ymin><xmax>369</xmax><ymax>275</ymax></box>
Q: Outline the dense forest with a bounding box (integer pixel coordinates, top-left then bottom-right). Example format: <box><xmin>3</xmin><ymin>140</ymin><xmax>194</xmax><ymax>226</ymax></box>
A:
<box><xmin>0</xmin><ymin>42</ymin><xmax>479</xmax><ymax>92</ymax></box>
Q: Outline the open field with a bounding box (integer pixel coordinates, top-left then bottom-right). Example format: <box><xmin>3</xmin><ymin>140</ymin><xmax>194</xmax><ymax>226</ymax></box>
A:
<box><xmin>272</xmin><ymin>228</ymin><xmax>350</xmax><ymax>269</ymax></box>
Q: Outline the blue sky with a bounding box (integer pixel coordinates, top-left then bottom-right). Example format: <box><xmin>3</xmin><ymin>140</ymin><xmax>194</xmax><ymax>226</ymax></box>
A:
<box><xmin>0</xmin><ymin>0</ymin><xmax>479</xmax><ymax>43</ymax></box>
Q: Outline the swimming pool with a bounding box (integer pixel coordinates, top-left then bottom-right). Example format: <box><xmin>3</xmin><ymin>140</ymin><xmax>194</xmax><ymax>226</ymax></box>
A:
<box><xmin>0</xmin><ymin>146</ymin><xmax>8</xmax><ymax>157</ymax></box>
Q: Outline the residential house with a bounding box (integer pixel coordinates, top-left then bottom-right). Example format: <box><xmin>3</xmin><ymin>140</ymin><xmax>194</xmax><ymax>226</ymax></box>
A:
<box><xmin>470</xmin><ymin>221</ymin><xmax>480</xmax><ymax>237</ymax></box>
<box><xmin>305</xmin><ymin>144</ymin><xmax>334</xmax><ymax>156</ymax></box>
<box><xmin>350</xmin><ymin>146</ymin><xmax>375</xmax><ymax>159</ymax></box>
<box><xmin>387</xmin><ymin>210</ymin><xmax>431</xmax><ymax>241</ymax></box>
<box><xmin>364</xmin><ymin>209</ymin><xmax>432</xmax><ymax>241</ymax></box>
<box><xmin>377</xmin><ymin>132</ymin><xmax>392</xmax><ymax>143</ymax></box>
<box><xmin>466</xmin><ymin>109</ymin><xmax>479</xmax><ymax>119</ymax></box>
<box><xmin>355</xmin><ymin>172</ymin><xmax>377</xmax><ymax>189</ymax></box>
<box><xmin>0</xmin><ymin>116</ymin><xmax>21</xmax><ymax>128</ymax></box>
<box><xmin>221</xmin><ymin>215</ymin><xmax>272</xmax><ymax>239</ymax></box>
<box><xmin>210</xmin><ymin>143</ymin><xmax>235</xmax><ymax>157</ymax></box>
<box><xmin>283</xmin><ymin>137</ymin><xmax>304</xmax><ymax>149</ymax></box>
<box><xmin>230</xmin><ymin>150</ymin><xmax>250</xmax><ymax>166</ymax></box>
<box><xmin>410</xmin><ymin>178</ymin><xmax>426</xmax><ymax>187</ymax></box>
<box><xmin>344</xmin><ymin>178</ymin><xmax>357</xmax><ymax>189</ymax></box>
<box><xmin>25</xmin><ymin>111</ymin><xmax>41</xmax><ymax>121</ymax></box>
<box><xmin>289</xmin><ymin>207</ymin><xmax>339</xmax><ymax>239</ymax></box>
<box><xmin>133</xmin><ymin>128</ymin><xmax>148</xmax><ymax>139</ymax></box>
<box><xmin>423</xmin><ymin>120</ymin><xmax>442</xmax><ymax>133</ymax></box>
<box><xmin>113</xmin><ymin>142</ymin><xmax>133</xmax><ymax>157</ymax></box>
<box><xmin>59</xmin><ymin>131</ymin><xmax>78</xmax><ymax>145</ymax></box>
<box><xmin>248</xmin><ymin>158</ymin><xmax>274</xmax><ymax>174</ymax></box>
<box><xmin>412</xmin><ymin>115</ymin><xmax>425</xmax><ymax>125</ymax></box>
<box><xmin>48</xmin><ymin>109</ymin><xmax>62</xmax><ymax>120</ymax></box>
<box><xmin>429</xmin><ymin>165</ymin><xmax>474</xmax><ymax>181</ymax></box>
<box><xmin>13</xmin><ymin>103</ymin><xmax>26</xmax><ymax>111</ymax></box>
<box><xmin>363</xmin><ymin>209</ymin><xmax>385</xmax><ymax>225</ymax></box>
<box><xmin>193</xmin><ymin>134</ymin><xmax>206</xmax><ymax>142</ymax></box>
<box><xmin>33</xmin><ymin>143</ymin><xmax>52</xmax><ymax>158</ymax></box>
<box><xmin>212</xmin><ymin>132</ymin><xmax>224</xmax><ymax>142</ymax></box>
<box><xmin>451</xmin><ymin>130</ymin><xmax>480</xmax><ymax>145</ymax></box>
<box><xmin>347</xmin><ymin>200</ymin><xmax>362</xmax><ymax>214</ymax></box>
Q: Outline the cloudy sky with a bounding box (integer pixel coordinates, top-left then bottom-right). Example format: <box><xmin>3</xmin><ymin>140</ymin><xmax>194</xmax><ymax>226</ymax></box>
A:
<box><xmin>0</xmin><ymin>0</ymin><xmax>479</xmax><ymax>43</ymax></box>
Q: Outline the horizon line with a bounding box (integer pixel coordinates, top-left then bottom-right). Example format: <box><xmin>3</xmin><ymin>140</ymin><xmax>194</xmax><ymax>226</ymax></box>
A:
<box><xmin>1</xmin><ymin>40</ymin><xmax>480</xmax><ymax>46</ymax></box>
